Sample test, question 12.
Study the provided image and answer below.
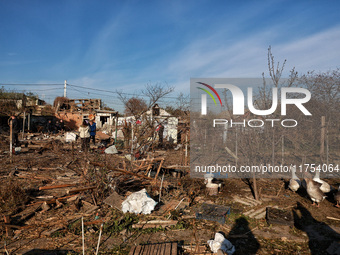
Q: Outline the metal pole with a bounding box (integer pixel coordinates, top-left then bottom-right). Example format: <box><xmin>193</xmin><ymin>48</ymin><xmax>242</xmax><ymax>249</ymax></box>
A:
<box><xmin>95</xmin><ymin>223</ymin><xmax>103</xmax><ymax>255</ymax></box>
<box><xmin>22</xmin><ymin>111</ymin><xmax>26</xmax><ymax>140</ymax></box>
<box><xmin>114</xmin><ymin>114</ymin><xmax>118</xmax><ymax>144</ymax></box>
<box><xmin>28</xmin><ymin>113</ymin><xmax>30</xmax><ymax>131</ymax></box>
<box><xmin>320</xmin><ymin>116</ymin><xmax>325</xmax><ymax>157</ymax></box>
<box><xmin>81</xmin><ymin>216</ymin><xmax>85</xmax><ymax>255</ymax></box>
<box><xmin>235</xmin><ymin>128</ymin><xmax>238</xmax><ymax>167</ymax></box>
<box><xmin>10</xmin><ymin>120</ymin><xmax>13</xmax><ymax>163</ymax></box>
<box><xmin>131</xmin><ymin>123</ymin><xmax>134</xmax><ymax>155</ymax></box>
<box><xmin>185</xmin><ymin>131</ymin><xmax>188</xmax><ymax>165</ymax></box>
<box><xmin>64</xmin><ymin>80</ymin><xmax>67</xmax><ymax>98</ymax></box>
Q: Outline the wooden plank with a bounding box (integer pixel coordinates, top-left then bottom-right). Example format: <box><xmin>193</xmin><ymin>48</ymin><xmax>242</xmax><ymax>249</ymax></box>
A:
<box><xmin>171</xmin><ymin>243</ymin><xmax>177</xmax><ymax>255</ymax></box>
<box><xmin>132</xmin><ymin>220</ymin><xmax>178</xmax><ymax>228</ymax></box>
<box><xmin>134</xmin><ymin>245</ymin><xmax>143</xmax><ymax>255</ymax></box>
<box><xmin>90</xmin><ymin>161</ymin><xmax>153</xmax><ymax>180</ymax></box>
<box><xmin>128</xmin><ymin>246</ymin><xmax>136</xmax><ymax>255</ymax></box>
<box><xmin>27</xmin><ymin>194</ymin><xmax>78</xmax><ymax>206</ymax></box>
<box><xmin>152</xmin><ymin>244</ymin><xmax>160</xmax><ymax>255</ymax></box>
<box><xmin>39</xmin><ymin>183</ymin><xmax>77</xmax><ymax>190</ymax></box>
<box><xmin>165</xmin><ymin>243</ymin><xmax>171</xmax><ymax>255</ymax></box>
<box><xmin>158</xmin><ymin>243</ymin><xmax>165</xmax><ymax>255</ymax></box>
<box><xmin>41</xmin><ymin>226</ymin><xmax>63</xmax><ymax>236</ymax></box>
<box><xmin>154</xmin><ymin>159</ymin><xmax>164</xmax><ymax>180</ymax></box>
<box><xmin>67</xmin><ymin>186</ymin><xmax>96</xmax><ymax>194</ymax></box>
<box><xmin>144</xmin><ymin>244</ymin><xmax>152</xmax><ymax>255</ymax></box>
<box><xmin>4</xmin><ymin>215</ymin><xmax>11</xmax><ymax>237</ymax></box>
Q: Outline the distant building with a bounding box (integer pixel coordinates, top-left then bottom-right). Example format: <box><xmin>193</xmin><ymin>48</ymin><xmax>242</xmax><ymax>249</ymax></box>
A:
<box><xmin>119</xmin><ymin>104</ymin><xmax>179</xmax><ymax>143</ymax></box>
<box><xmin>55</xmin><ymin>98</ymin><xmax>118</xmax><ymax>129</ymax></box>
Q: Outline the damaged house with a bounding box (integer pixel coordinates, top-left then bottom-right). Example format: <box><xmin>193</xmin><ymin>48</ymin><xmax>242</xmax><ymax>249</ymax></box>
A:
<box><xmin>118</xmin><ymin>104</ymin><xmax>179</xmax><ymax>144</ymax></box>
<box><xmin>55</xmin><ymin>98</ymin><xmax>118</xmax><ymax>130</ymax></box>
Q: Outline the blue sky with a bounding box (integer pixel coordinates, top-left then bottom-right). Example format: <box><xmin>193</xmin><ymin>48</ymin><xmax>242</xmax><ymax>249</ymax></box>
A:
<box><xmin>1</xmin><ymin>0</ymin><xmax>340</xmax><ymax>111</ymax></box>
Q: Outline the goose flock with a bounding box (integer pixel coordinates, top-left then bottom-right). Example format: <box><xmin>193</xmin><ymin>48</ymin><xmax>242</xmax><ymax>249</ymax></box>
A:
<box><xmin>288</xmin><ymin>166</ymin><xmax>340</xmax><ymax>208</ymax></box>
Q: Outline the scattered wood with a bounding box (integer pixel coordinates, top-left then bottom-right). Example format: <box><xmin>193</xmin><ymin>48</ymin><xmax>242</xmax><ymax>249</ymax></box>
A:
<box><xmin>244</xmin><ymin>196</ymin><xmax>263</xmax><ymax>206</ymax></box>
<box><xmin>154</xmin><ymin>159</ymin><xmax>164</xmax><ymax>180</ymax></box>
<box><xmin>36</xmin><ymin>195</ymin><xmax>54</xmax><ymax>199</ymax></box>
<box><xmin>129</xmin><ymin>242</ymin><xmax>177</xmax><ymax>255</ymax></box>
<box><xmin>326</xmin><ymin>216</ymin><xmax>340</xmax><ymax>221</ymax></box>
<box><xmin>248</xmin><ymin>207</ymin><xmax>266</xmax><ymax>219</ymax></box>
<box><xmin>39</xmin><ymin>183</ymin><xmax>78</xmax><ymax>190</ymax></box>
<box><xmin>67</xmin><ymin>186</ymin><xmax>96</xmax><ymax>194</ymax></box>
<box><xmin>12</xmin><ymin>203</ymin><xmax>42</xmax><ymax>224</ymax></box>
<box><xmin>266</xmin><ymin>207</ymin><xmax>294</xmax><ymax>226</ymax></box>
<box><xmin>41</xmin><ymin>226</ymin><xmax>63</xmax><ymax>236</ymax></box>
<box><xmin>90</xmin><ymin>161</ymin><xmax>154</xmax><ymax>180</ymax></box>
<box><xmin>3</xmin><ymin>215</ymin><xmax>12</xmax><ymax>237</ymax></box>
<box><xmin>0</xmin><ymin>222</ymin><xmax>23</xmax><ymax>230</ymax></box>
<box><xmin>103</xmin><ymin>191</ymin><xmax>123</xmax><ymax>211</ymax></box>
<box><xmin>132</xmin><ymin>220</ymin><xmax>178</xmax><ymax>228</ymax></box>
<box><xmin>243</xmin><ymin>208</ymin><xmax>255</xmax><ymax>216</ymax></box>
<box><xmin>232</xmin><ymin>196</ymin><xmax>254</xmax><ymax>206</ymax></box>
<box><xmin>162</xmin><ymin>165</ymin><xmax>190</xmax><ymax>169</ymax></box>
<box><xmin>41</xmin><ymin>202</ymin><xmax>51</xmax><ymax>212</ymax></box>
<box><xmin>27</xmin><ymin>194</ymin><xmax>79</xmax><ymax>206</ymax></box>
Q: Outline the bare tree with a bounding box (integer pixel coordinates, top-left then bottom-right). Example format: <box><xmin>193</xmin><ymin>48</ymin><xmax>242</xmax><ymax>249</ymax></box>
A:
<box><xmin>117</xmin><ymin>82</ymin><xmax>174</xmax><ymax>152</ymax></box>
<box><xmin>123</xmin><ymin>97</ymin><xmax>148</xmax><ymax>117</ymax></box>
<box><xmin>117</xmin><ymin>82</ymin><xmax>174</xmax><ymax>119</ymax></box>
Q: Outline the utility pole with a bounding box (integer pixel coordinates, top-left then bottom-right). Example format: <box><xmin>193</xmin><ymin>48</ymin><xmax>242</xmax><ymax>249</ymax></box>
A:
<box><xmin>10</xmin><ymin>120</ymin><xmax>13</xmax><ymax>163</ymax></box>
<box><xmin>320</xmin><ymin>116</ymin><xmax>325</xmax><ymax>157</ymax></box>
<box><xmin>64</xmin><ymin>80</ymin><xmax>67</xmax><ymax>97</ymax></box>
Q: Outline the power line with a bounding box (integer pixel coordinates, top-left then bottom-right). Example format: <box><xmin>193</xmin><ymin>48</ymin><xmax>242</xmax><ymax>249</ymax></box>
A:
<box><xmin>0</xmin><ymin>83</ymin><xmax>63</xmax><ymax>86</ymax></box>
<box><xmin>11</xmin><ymin>88</ymin><xmax>63</xmax><ymax>92</ymax></box>
<box><xmin>67</xmin><ymin>84</ymin><xmax>179</xmax><ymax>99</ymax></box>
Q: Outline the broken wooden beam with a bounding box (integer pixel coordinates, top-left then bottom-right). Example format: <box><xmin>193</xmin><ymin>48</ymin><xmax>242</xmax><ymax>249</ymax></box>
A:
<box><xmin>90</xmin><ymin>161</ymin><xmax>154</xmax><ymax>180</ymax></box>
<box><xmin>3</xmin><ymin>215</ymin><xmax>12</xmax><ymax>237</ymax></box>
<box><xmin>27</xmin><ymin>194</ymin><xmax>79</xmax><ymax>206</ymax></box>
<box><xmin>67</xmin><ymin>186</ymin><xmax>96</xmax><ymax>195</ymax></box>
<box><xmin>39</xmin><ymin>183</ymin><xmax>78</xmax><ymax>190</ymax></box>
<box><xmin>326</xmin><ymin>216</ymin><xmax>340</xmax><ymax>221</ymax></box>
<box><xmin>154</xmin><ymin>159</ymin><xmax>164</xmax><ymax>180</ymax></box>
<box><xmin>132</xmin><ymin>220</ymin><xmax>178</xmax><ymax>228</ymax></box>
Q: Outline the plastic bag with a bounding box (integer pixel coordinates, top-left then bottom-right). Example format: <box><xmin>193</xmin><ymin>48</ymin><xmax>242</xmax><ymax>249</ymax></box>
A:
<box><xmin>121</xmin><ymin>189</ymin><xmax>157</xmax><ymax>214</ymax></box>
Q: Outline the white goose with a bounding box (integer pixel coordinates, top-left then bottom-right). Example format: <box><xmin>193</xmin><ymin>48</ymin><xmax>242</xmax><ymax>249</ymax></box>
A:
<box><xmin>313</xmin><ymin>171</ymin><xmax>333</xmax><ymax>193</ymax></box>
<box><xmin>304</xmin><ymin>172</ymin><xmax>327</xmax><ymax>207</ymax></box>
<box><xmin>288</xmin><ymin>166</ymin><xmax>301</xmax><ymax>192</ymax></box>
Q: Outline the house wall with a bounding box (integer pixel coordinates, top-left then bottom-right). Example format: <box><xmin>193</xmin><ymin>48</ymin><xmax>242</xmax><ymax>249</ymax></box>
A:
<box><xmin>95</xmin><ymin>113</ymin><xmax>114</xmax><ymax>129</ymax></box>
<box><xmin>56</xmin><ymin>112</ymin><xmax>83</xmax><ymax>130</ymax></box>
<box><xmin>166</xmin><ymin>117</ymin><xmax>178</xmax><ymax>144</ymax></box>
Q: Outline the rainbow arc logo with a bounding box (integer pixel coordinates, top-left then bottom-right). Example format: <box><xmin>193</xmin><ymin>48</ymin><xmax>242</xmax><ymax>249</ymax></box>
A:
<box><xmin>196</xmin><ymin>82</ymin><xmax>223</xmax><ymax>115</ymax></box>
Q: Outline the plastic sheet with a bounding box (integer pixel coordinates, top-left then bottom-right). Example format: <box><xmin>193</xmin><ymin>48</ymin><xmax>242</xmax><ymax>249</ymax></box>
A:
<box><xmin>104</xmin><ymin>145</ymin><xmax>118</xmax><ymax>154</ymax></box>
<box><xmin>122</xmin><ymin>189</ymin><xmax>157</xmax><ymax>214</ymax></box>
<box><xmin>65</xmin><ymin>132</ymin><xmax>77</xmax><ymax>142</ymax></box>
<box><xmin>207</xmin><ymin>233</ymin><xmax>235</xmax><ymax>254</ymax></box>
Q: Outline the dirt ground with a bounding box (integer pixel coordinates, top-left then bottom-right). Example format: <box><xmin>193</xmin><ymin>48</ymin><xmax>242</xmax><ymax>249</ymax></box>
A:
<box><xmin>0</xmin><ymin>132</ymin><xmax>339</xmax><ymax>255</ymax></box>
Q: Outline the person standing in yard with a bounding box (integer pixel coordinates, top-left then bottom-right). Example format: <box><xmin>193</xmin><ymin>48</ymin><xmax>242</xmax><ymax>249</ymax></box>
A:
<box><xmin>79</xmin><ymin>120</ymin><xmax>90</xmax><ymax>152</ymax></box>
<box><xmin>45</xmin><ymin>119</ymin><xmax>55</xmax><ymax>134</ymax></box>
<box><xmin>9</xmin><ymin>115</ymin><xmax>20</xmax><ymax>146</ymax></box>
<box><xmin>158</xmin><ymin>123</ymin><xmax>164</xmax><ymax>147</ymax></box>
<box><xmin>88</xmin><ymin>120</ymin><xmax>96</xmax><ymax>145</ymax></box>
<box><xmin>59</xmin><ymin>119</ymin><xmax>65</xmax><ymax>131</ymax></box>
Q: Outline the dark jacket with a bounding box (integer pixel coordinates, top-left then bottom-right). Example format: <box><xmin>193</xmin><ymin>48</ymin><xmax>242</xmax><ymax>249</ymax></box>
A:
<box><xmin>12</xmin><ymin>118</ymin><xmax>20</xmax><ymax>132</ymax></box>
<box><xmin>89</xmin><ymin>122</ymin><xmax>96</xmax><ymax>136</ymax></box>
